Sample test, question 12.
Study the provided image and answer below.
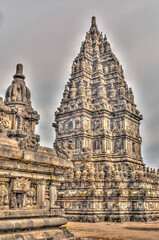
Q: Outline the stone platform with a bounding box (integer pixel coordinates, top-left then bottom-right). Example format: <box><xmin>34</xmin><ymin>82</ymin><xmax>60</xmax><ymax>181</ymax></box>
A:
<box><xmin>0</xmin><ymin>228</ymin><xmax>74</xmax><ymax>240</ymax></box>
<box><xmin>0</xmin><ymin>217</ymin><xmax>67</xmax><ymax>231</ymax></box>
<box><xmin>0</xmin><ymin>217</ymin><xmax>73</xmax><ymax>240</ymax></box>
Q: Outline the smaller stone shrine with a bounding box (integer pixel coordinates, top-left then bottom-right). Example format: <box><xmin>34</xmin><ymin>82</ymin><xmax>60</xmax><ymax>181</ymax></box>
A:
<box><xmin>0</xmin><ymin>64</ymin><xmax>74</xmax><ymax>240</ymax></box>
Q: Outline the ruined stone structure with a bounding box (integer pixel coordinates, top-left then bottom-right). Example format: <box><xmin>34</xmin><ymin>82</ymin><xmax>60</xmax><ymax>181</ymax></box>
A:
<box><xmin>0</xmin><ymin>64</ymin><xmax>74</xmax><ymax>240</ymax></box>
<box><xmin>54</xmin><ymin>17</ymin><xmax>159</xmax><ymax>222</ymax></box>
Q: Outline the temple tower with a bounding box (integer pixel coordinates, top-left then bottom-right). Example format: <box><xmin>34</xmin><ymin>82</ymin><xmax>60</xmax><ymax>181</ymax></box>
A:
<box><xmin>53</xmin><ymin>17</ymin><xmax>159</xmax><ymax>222</ymax></box>
<box><xmin>53</xmin><ymin>16</ymin><xmax>143</xmax><ymax>165</ymax></box>
<box><xmin>4</xmin><ymin>63</ymin><xmax>40</xmax><ymax>147</ymax></box>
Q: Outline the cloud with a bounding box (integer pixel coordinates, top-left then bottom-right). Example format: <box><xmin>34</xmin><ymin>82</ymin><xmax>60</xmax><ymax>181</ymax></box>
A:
<box><xmin>0</xmin><ymin>10</ymin><xmax>4</xmax><ymax>28</ymax></box>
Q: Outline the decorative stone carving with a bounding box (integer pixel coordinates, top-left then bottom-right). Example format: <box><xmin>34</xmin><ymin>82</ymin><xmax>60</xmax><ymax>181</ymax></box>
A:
<box><xmin>10</xmin><ymin>178</ymin><xmax>37</xmax><ymax>209</ymax></box>
<box><xmin>0</xmin><ymin>184</ymin><xmax>8</xmax><ymax>206</ymax></box>
<box><xmin>19</xmin><ymin>133</ymin><xmax>40</xmax><ymax>151</ymax></box>
<box><xmin>55</xmin><ymin>142</ymin><xmax>71</xmax><ymax>159</ymax></box>
<box><xmin>27</xmin><ymin>187</ymin><xmax>36</xmax><ymax>206</ymax></box>
<box><xmin>0</xmin><ymin>112</ymin><xmax>10</xmax><ymax>130</ymax></box>
<box><xmin>78</xmin><ymin>147</ymin><xmax>91</xmax><ymax>161</ymax></box>
<box><xmin>12</xmin><ymin>178</ymin><xmax>31</xmax><ymax>192</ymax></box>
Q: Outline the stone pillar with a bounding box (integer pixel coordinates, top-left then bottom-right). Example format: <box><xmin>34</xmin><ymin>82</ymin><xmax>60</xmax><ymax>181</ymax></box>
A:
<box><xmin>123</xmin><ymin>139</ymin><xmax>126</xmax><ymax>153</ymax></box>
<box><xmin>102</xmin><ymin>139</ymin><xmax>106</xmax><ymax>153</ymax></box>
<box><xmin>49</xmin><ymin>183</ymin><xmax>57</xmax><ymax>208</ymax></box>
<box><xmin>0</xmin><ymin>178</ymin><xmax>9</xmax><ymax>209</ymax></box>
<box><xmin>41</xmin><ymin>180</ymin><xmax>46</xmax><ymax>207</ymax></box>
<box><xmin>37</xmin><ymin>180</ymin><xmax>46</xmax><ymax>208</ymax></box>
<box><xmin>81</xmin><ymin>138</ymin><xmax>85</xmax><ymax>149</ymax></box>
<box><xmin>18</xmin><ymin>116</ymin><xmax>23</xmax><ymax>131</ymax></box>
<box><xmin>12</xmin><ymin>114</ymin><xmax>16</xmax><ymax>130</ymax></box>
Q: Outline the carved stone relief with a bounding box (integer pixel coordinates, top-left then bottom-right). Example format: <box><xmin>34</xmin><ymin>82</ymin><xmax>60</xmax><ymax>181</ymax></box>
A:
<box><xmin>19</xmin><ymin>133</ymin><xmax>40</xmax><ymax>151</ymax></box>
<box><xmin>10</xmin><ymin>178</ymin><xmax>37</xmax><ymax>209</ymax></box>
<box><xmin>0</xmin><ymin>183</ymin><xmax>9</xmax><ymax>207</ymax></box>
<box><xmin>0</xmin><ymin>112</ymin><xmax>11</xmax><ymax>130</ymax></box>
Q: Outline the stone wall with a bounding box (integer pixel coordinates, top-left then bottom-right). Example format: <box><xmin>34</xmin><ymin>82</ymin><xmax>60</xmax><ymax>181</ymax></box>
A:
<box><xmin>58</xmin><ymin>162</ymin><xmax>159</xmax><ymax>222</ymax></box>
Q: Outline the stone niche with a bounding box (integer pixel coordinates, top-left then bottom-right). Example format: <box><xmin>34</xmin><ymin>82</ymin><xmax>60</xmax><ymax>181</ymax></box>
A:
<box><xmin>0</xmin><ymin>64</ymin><xmax>74</xmax><ymax>240</ymax></box>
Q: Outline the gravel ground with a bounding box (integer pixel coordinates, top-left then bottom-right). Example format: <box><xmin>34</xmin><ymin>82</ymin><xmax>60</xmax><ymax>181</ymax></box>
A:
<box><xmin>65</xmin><ymin>221</ymin><xmax>159</xmax><ymax>240</ymax></box>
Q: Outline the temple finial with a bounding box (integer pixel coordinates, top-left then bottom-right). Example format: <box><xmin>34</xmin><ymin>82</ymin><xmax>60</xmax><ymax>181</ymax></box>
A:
<box><xmin>16</xmin><ymin>63</ymin><xmax>23</xmax><ymax>74</ymax></box>
<box><xmin>13</xmin><ymin>63</ymin><xmax>25</xmax><ymax>79</ymax></box>
<box><xmin>91</xmin><ymin>16</ymin><xmax>96</xmax><ymax>27</ymax></box>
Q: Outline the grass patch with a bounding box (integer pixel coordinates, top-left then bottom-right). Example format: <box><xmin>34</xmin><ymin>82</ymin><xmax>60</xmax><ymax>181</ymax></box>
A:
<box><xmin>65</xmin><ymin>225</ymin><xmax>72</xmax><ymax>229</ymax></box>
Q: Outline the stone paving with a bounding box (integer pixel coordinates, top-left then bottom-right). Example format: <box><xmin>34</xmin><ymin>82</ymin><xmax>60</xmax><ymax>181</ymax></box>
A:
<box><xmin>66</xmin><ymin>221</ymin><xmax>159</xmax><ymax>240</ymax></box>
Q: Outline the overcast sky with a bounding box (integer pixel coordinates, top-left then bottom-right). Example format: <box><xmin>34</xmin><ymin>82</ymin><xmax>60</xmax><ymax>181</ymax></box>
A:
<box><xmin>0</xmin><ymin>0</ymin><xmax>159</xmax><ymax>168</ymax></box>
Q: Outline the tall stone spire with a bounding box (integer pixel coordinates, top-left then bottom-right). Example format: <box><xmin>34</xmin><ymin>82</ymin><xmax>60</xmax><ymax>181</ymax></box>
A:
<box><xmin>54</xmin><ymin>16</ymin><xmax>143</xmax><ymax>165</ymax></box>
<box><xmin>54</xmin><ymin>17</ymin><xmax>159</xmax><ymax>223</ymax></box>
